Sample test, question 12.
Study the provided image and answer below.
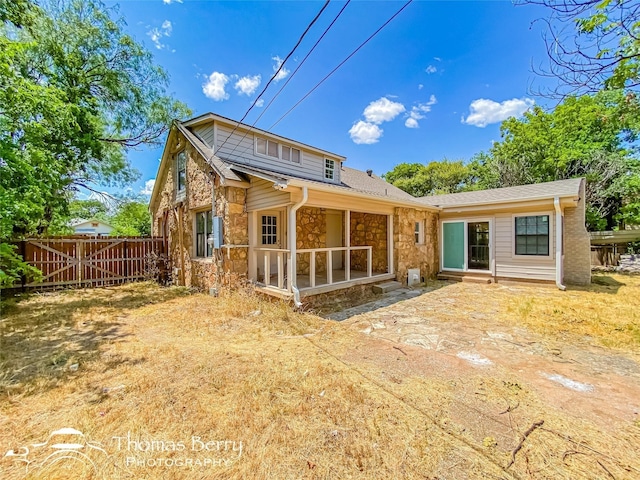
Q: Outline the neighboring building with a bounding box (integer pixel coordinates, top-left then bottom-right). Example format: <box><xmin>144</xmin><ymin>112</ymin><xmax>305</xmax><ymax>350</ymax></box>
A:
<box><xmin>149</xmin><ymin>113</ymin><xmax>591</xmax><ymax>303</ymax></box>
<box><xmin>419</xmin><ymin>178</ymin><xmax>591</xmax><ymax>287</ymax></box>
<box><xmin>71</xmin><ymin>218</ymin><xmax>114</xmax><ymax>236</ymax></box>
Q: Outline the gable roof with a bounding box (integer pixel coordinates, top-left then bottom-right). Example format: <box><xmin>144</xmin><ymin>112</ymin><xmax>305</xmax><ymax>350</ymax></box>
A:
<box><xmin>224</xmin><ymin>161</ymin><xmax>432</xmax><ymax>208</ymax></box>
<box><xmin>70</xmin><ymin>218</ymin><xmax>114</xmax><ymax>228</ymax></box>
<box><xmin>183</xmin><ymin>112</ymin><xmax>346</xmax><ymax>161</ymax></box>
<box><xmin>419</xmin><ymin>178</ymin><xmax>584</xmax><ymax>208</ymax></box>
<box><xmin>151</xmin><ymin>114</ymin><xmax>436</xmax><ymax>212</ymax></box>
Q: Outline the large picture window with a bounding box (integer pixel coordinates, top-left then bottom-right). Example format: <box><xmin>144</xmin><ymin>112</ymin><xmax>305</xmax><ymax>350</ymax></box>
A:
<box><xmin>195</xmin><ymin>211</ymin><xmax>213</xmax><ymax>258</ymax></box>
<box><xmin>515</xmin><ymin>215</ymin><xmax>549</xmax><ymax>256</ymax></box>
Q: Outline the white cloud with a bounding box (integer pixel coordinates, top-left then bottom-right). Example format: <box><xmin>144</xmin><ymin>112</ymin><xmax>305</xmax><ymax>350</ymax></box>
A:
<box><xmin>272</xmin><ymin>55</ymin><xmax>290</xmax><ymax>82</ymax></box>
<box><xmin>405</xmin><ymin>117</ymin><xmax>419</xmax><ymax>129</ymax></box>
<box><xmin>141</xmin><ymin>179</ymin><xmax>156</xmax><ymax>196</ymax></box>
<box><xmin>425</xmin><ymin>65</ymin><xmax>437</xmax><ymax>74</ymax></box>
<box><xmin>147</xmin><ymin>20</ymin><xmax>172</xmax><ymax>50</ymax></box>
<box><xmin>163</xmin><ymin>0</ymin><xmax>183</xmax><ymax>4</ymax></box>
<box><xmin>418</xmin><ymin>84</ymin><xmax>424</xmax><ymax>90</ymax></box>
<box><xmin>462</xmin><ymin>97</ymin><xmax>534</xmax><ymax>127</ymax></box>
<box><xmin>202</xmin><ymin>72</ymin><xmax>230</xmax><ymax>101</ymax></box>
<box><xmin>433</xmin><ymin>56</ymin><xmax>442</xmax><ymax>62</ymax></box>
<box><xmin>349</xmin><ymin>121</ymin><xmax>383</xmax><ymax>144</ymax></box>
<box><xmin>404</xmin><ymin>95</ymin><xmax>438</xmax><ymax>128</ymax></box>
<box><xmin>255</xmin><ymin>98</ymin><xmax>264</xmax><ymax>107</ymax></box>
<box><xmin>234</xmin><ymin>75</ymin><xmax>261</xmax><ymax>96</ymax></box>
<box><xmin>363</xmin><ymin>97</ymin><xmax>405</xmax><ymax>124</ymax></box>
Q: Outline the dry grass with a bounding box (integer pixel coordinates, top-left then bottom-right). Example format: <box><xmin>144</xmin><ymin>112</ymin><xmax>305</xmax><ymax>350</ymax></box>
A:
<box><xmin>503</xmin><ymin>273</ymin><xmax>640</xmax><ymax>351</ymax></box>
<box><xmin>0</xmin><ymin>279</ymin><xmax>639</xmax><ymax>479</ymax></box>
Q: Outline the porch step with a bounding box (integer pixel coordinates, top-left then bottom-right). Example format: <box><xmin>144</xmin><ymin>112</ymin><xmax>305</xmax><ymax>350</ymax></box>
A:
<box><xmin>438</xmin><ymin>273</ymin><xmax>492</xmax><ymax>284</ymax></box>
<box><xmin>372</xmin><ymin>281</ymin><xmax>402</xmax><ymax>294</ymax></box>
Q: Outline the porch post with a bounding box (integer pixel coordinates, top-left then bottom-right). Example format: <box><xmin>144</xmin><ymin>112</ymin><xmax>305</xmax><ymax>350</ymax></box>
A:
<box><xmin>248</xmin><ymin>211</ymin><xmax>257</xmax><ymax>282</ymax></box>
<box><xmin>387</xmin><ymin>213</ymin><xmax>394</xmax><ymax>275</ymax></box>
<box><xmin>345</xmin><ymin>210</ymin><xmax>351</xmax><ymax>281</ymax></box>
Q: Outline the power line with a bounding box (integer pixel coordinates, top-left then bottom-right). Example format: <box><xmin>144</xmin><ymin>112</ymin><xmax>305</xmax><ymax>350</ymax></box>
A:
<box><xmin>270</xmin><ymin>0</ymin><xmax>413</xmax><ymax>129</ymax></box>
<box><xmin>224</xmin><ymin>0</ymin><xmax>352</xmax><ymax>160</ymax></box>
<box><xmin>215</xmin><ymin>0</ymin><xmax>331</xmax><ymax>155</ymax></box>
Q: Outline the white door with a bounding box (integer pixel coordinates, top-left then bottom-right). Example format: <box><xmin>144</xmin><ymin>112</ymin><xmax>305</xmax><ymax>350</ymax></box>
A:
<box><xmin>259</xmin><ymin>210</ymin><xmax>284</xmax><ymax>279</ymax></box>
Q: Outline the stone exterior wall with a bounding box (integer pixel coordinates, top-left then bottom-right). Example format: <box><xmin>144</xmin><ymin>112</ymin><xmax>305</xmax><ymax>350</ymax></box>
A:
<box><xmin>563</xmin><ymin>180</ymin><xmax>591</xmax><ymax>285</ymax></box>
<box><xmin>394</xmin><ymin>208</ymin><xmax>438</xmax><ymax>285</ymax></box>
<box><xmin>350</xmin><ymin>212</ymin><xmax>388</xmax><ymax>273</ymax></box>
<box><xmin>151</xmin><ymin>131</ymin><xmax>249</xmax><ymax>291</ymax></box>
<box><xmin>296</xmin><ymin>207</ymin><xmax>327</xmax><ymax>274</ymax></box>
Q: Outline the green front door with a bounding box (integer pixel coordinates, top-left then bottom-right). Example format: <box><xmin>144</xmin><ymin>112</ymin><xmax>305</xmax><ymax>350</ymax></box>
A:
<box><xmin>443</xmin><ymin>222</ymin><xmax>464</xmax><ymax>270</ymax></box>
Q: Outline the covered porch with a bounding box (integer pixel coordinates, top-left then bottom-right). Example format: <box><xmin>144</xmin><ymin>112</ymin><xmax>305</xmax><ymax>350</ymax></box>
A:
<box><xmin>249</xmin><ymin>199</ymin><xmax>395</xmax><ymax>299</ymax></box>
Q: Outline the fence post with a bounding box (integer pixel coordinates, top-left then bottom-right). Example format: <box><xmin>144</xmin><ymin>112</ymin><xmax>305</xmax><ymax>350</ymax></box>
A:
<box><xmin>77</xmin><ymin>240</ymin><xmax>83</xmax><ymax>286</ymax></box>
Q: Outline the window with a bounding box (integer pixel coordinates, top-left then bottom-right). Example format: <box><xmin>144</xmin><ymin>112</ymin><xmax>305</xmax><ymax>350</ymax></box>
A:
<box><xmin>177</xmin><ymin>150</ymin><xmax>187</xmax><ymax>194</ymax></box>
<box><xmin>414</xmin><ymin>221</ymin><xmax>424</xmax><ymax>244</ymax></box>
<box><xmin>515</xmin><ymin>215</ymin><xmax>549</xmax><ymax>256</ymax></box>
<box><xmin>256</xmin><ymin>136</ymin><xmax>301</xmax><ymax>163</ymax></box>
<box><xmin>261</xmin><ymin>215</ymin><xmax>278</xmax><ymax>245</ymax></box>
<box><xmin>282</xmin><ymin>145</ymin><xmax>301</xmax><ymax>163</ymax></box>
<box><xmin>324</xmin><ymin>158</ymin><xmax>335</xmax><ymax>180</ymax></box>
<box><xmin>195</xmin><ymin>211</ymin><xmax>213</xmax><ymax>258</ymax></box>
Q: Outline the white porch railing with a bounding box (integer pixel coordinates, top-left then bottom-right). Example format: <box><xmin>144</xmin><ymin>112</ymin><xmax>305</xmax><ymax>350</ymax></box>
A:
<box><xmin>297</xmin><ymin>246</ymin><xmax>372</xmax><ymax>288</ymax></box>
<box><xmin>254</xmin><ymin>247</ymin><xmax>289</xmax><ymax>290</ymax></box>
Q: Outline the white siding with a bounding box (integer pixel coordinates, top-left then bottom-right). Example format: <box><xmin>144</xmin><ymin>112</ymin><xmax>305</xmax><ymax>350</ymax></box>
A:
<box><xmin>214</xmin><ymin>124</ymin><xmax>340</xmax><ymax>184</ymax></box>
<box><xmin>494</xmin><ymin>212</ymin><xmax>556</xmax><ymax>281</ymax></box>
<box><xmin>246</xmin><ymin>178</ymin><xmax>291</xmax><ymax>212</ymax></box>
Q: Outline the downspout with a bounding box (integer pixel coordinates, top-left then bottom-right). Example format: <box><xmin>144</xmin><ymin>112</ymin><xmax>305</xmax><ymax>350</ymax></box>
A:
<box><xmin>289</xmin><ymin>186</ymin><xmax>308</xmax><ymax>307</ymax></box>
<box><xmin>554</xmin><ymin>196</ymin><xmax>566</xmax><ymax>291</ymax></box>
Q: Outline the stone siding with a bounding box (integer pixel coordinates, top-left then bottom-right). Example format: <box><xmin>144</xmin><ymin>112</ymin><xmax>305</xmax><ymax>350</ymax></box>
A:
<box><xmin>563</xmin><ymin>180</ymin><xmax>591</xmax><ymax>285</ymax></box>
<box><xmin>296</xmin><ymin>207</ymin><xmax>327</xmax><ymax>274</ymax></box>
<box><xmin>394</xmin><ymin>208</ymin><xmax>439</xmax><ymax>285</ymax></box>
<box><xmin>151</xmin><ymin>131</ymin><xmax>249</xmax><ymax>291</ymax></box>
<box><xmin>350</xmin><ymin>212</ymin><xmax>388</xmax><ymax>273</ymax></box>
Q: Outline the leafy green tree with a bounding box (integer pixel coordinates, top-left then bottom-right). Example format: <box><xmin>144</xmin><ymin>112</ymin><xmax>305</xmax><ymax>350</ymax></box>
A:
<box><xmin>383</xmin><ymin>159</ymin><xmax>477</xmax><ymax>197</ymax></box>
<box><xmin>476</xmin><ymin>91</ymin><xmax>640</xmax><ymax>230</ymax></box>
<box><xmin>0</xmin><ymin>0</ymin><xmax>189</xmax><ymax>286</ymax></box>
<box><xmin>521</xmin><ymin>0</ymin><xmax>640</xmax><ymax>95</ymax></box>
<box><xmin>110</xmin><ymin>201</ymin><xmax>151</xmax><ymax>236</ymax></box>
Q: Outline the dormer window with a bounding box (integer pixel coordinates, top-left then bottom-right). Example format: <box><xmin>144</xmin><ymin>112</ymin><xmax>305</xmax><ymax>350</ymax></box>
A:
<box><xmin>255</xmin><ymin>136</ymin><xmax>301</xmax><ymax>163</ymax></box>
<box><xmin>324</xmin><ymin>158</ymin><xmax>335</xmax><ymax>180</ymax></box>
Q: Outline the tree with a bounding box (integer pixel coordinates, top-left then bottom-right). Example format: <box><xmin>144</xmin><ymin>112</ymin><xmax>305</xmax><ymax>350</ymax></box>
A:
<box><xmin>0</xmin><ymin>0</ymin><xmax>189</xmax><ymax>240</ymax></box>
<box><xmin>475</xmin><ymin>90</ymin><xmax>640</xmax><ymax>230</ymax></box>
<box><xmin>520</xmin><ymin>0</ymin><xmax>640</xmax><ymax>95</ymax></box>
<box><xmin>383</xmin><ymin>159</ymin><xmax>477</xmax><ymax>197</ymax></box>
<box><xmin>110</xmin><ymin>201</ymin><xmax>151</xmax><ymax>236</ymax></box>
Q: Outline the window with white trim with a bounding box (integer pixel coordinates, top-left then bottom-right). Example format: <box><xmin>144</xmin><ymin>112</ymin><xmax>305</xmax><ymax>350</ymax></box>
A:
<box><xmin>261</xmin><ymin>215</ymin><xmax>278</xmax><ymax>245</ymax></box>
<box><xmin>324</xmin><ymin>158</ymin><xmax>335</xmax><ymax>180</ymax></box>
<box><xmin>515</xmin><ymin>215</ymin><xmax>549</xmax><ymax>256</ymax></box>
<box><xmin>414</xmin><ymin>221</ymin><xmax>424</xmax><ymax>244</ymax></box>
<box><xmin>256</xmin><ymin>136</ymin><xmax>301</xmax><ymax>163</ymax></box>
<box><xmin>176</xmin><ymin>150</ymin><xmax>187</xmax><ymax>194</ymax></box>
<box><xmin>195</xmin><ymin>211</ymin><xmax>213</xmax><ymax>258</ymax></box>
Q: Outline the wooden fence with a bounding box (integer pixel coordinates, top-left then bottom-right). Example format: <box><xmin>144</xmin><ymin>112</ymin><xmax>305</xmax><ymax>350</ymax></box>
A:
<box><xmin>15</xmin><ymin>236</ymin><xmax>165</xmax><ymax>289</ymax></box>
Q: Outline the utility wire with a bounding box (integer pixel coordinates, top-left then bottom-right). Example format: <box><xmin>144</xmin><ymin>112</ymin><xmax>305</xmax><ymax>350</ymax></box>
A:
<box><xmin>215</xmin><ymin>0</ymin><xmax>331</xmax><ymax>155</ymax></box>
<box><xmin>270</xmin><ymin>0</ymin><xmax>413</xmax><ymax>129</ymax></box>
<box><xmin>224</xmin><ymin>0</ymin><xmax>352</xmax><ymax>160</ymax></box>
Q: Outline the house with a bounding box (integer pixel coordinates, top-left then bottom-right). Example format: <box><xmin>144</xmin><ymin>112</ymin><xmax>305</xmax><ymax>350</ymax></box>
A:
<box><xmin>70</xmin><ymin>218</ymin><xmax>114</xmax><ymax>236</ymax></box>
<box><xmin>418</xmin><ymin>179</ymin><xmax>591</xmax><ymax>288</ymax></box>
<box><xmin>149</xmin><ymin>113</ymin><xmax>591</xmax><ymax>304</ymax></box>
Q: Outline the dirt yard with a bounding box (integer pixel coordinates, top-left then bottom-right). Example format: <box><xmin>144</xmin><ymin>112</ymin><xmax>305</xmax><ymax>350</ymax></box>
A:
<box><xmin>1</xmin><ymin>275</ymin><xmax>639</xmax><ymax>479</ymax></box>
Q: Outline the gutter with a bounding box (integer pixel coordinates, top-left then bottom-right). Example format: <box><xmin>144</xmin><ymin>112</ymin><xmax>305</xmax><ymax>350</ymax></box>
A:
<box><xmin>554</xmin><ymin>196</ymin><xmax>566</xmax><ymax>291</ymax></box>
<box><xmin>288</xmin><ymin>186</ymin><xmax>308</xmax><ymax>307</ymax></box>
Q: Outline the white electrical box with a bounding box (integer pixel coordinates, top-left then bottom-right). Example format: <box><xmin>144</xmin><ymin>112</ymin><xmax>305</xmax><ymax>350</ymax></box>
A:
<box><xmin>407</xmin><ymin>268</ymin><xmax>421</xmax><ymax>287</ymax></box>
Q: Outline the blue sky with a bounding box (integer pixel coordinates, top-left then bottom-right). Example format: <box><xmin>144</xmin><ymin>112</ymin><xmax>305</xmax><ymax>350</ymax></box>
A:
<box><xmin>104</xmin><ymin>0</ymin><xmax>557</xmax><ymax>198</ymax></box>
